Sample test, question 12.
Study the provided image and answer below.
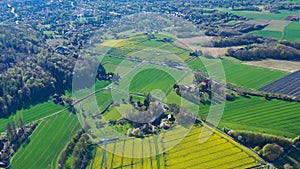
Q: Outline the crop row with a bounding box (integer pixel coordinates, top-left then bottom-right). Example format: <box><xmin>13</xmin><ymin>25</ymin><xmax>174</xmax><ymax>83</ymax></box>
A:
<box><xmin>90</xmin><ymin>125</ymin><xmax>263</xmax><ymax>169</ymax></box>
<box><xmin>11</xmin><ymin>112</ymin><xmax>80</xmax><ymax>169</ymax></box>
<box><xmin>259</xmin><ymin>70</ymin><xmax>300</xmax><ymax>97</ymax></box>
<box><xmin>167</xmin><ymin>148</ymin><xmax>242</xmax><ymax>168</ymax></box>
<box><xmin>165</xmin><ymin>136</ymin><xmax>227</xmax><ymax>155</ymax></box>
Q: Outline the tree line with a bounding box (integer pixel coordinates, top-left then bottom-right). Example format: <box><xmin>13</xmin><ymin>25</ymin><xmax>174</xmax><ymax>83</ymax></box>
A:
<box><xmin>227</xmin><ymin>42</ymin><xmax>300</xmax><ymax>61</ymax></box>
<box><xmin>0</xmin><ymin>118</ymin><xmax>37</xmax><ymax>167</ymax></box>
<box><xmin>228</xmin><ymin>130</ymin><xmax>293</xmax><ymax>162</ymax></box>
<box><xmin>58</xmin><ymin>130</ymin><xmax>93</xmax><ymax>169</ymax></box>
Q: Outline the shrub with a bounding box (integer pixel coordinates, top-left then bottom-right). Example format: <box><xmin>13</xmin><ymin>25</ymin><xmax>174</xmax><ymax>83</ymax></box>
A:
<box><xmin>231</xmin><ymin>130</ymin><xmax>293</xmax><ymax>149</ymax></box>
<box><xmin>262</xmin><ymin>143</ymin><xmax>284</xmax><ymax>162</ymax></box>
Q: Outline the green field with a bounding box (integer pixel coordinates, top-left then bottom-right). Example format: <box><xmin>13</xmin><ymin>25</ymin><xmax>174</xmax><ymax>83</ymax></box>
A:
<box><xmin>283</xmin><ymin>22</ymin><xmax>300</xmax><ymax>42</ymax></box>
<box><xmin>129</xmin><ymin>68</ymin><xmax>176</xmax><ymax>94</ymax></box>
<box><xmin>201</xmin><ymin>96</ymin><xmax>300</xmax><ymax>138</ymax></box>
<box><xmin>253</xmin><ymin>21</ymin><xmax>300</xmax><ymax>42</ymax></box>
<box><xmin>252</xmin><ymin>30</ymin><xmax>282</xmax><ymax>40</ymax></box>
<box><xmin>96</xmin><ymin>34</ymin><xmax>190</xmax><ymax>62</ymax></box>
<box><xmin>88</xmin><ymin>125</ymin><xmax>264</xmax><ymax>169</ymax></box>
<box><xmin>0</xmin><ymin>101</ymin><xmax>64</xmax><ymax>133</ymax></box>
<box><xmin>188</xmin><ymin>57</ymin><xmax>288</xmax><ymax>89</ymax></box>
<box><xmin>165</xmin><ymin>87</ymin><xmax>300</xmax><ymax>138</ymax></box>
<box><xmin>103</xmin><ymin>104</ymin><xmax>133</xmax><ymax>121</ymax></box>
<box><xmin>114</xmin><ymin>63</ymin><xmax>187</xmax><ymax>98</ymax></box>
<box><xmin>219</xmin><ymin>9</ymin><xmax>298</xmax><ymax>20</ymax></box>
<box><xmin>101</xmin><ymin>56</ymin><xmax>138</xmax><ymax>77</ymax></box>
<box><xmin>10</xmin><ymin>111</ymin><xmax>80</xmax><ymax>169</ymax></box>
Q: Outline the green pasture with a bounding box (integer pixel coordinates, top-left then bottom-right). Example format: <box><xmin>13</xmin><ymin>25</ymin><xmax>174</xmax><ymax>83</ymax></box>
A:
<box><xmin>10</xmin><ymin>111</ymin><xmax>80</xmax><ymax>169</ymax></box>
<box><xmin>0</xmin><ymin>101</ymin><xmax>64</xmax><ymax>133</ymax></box>
<box><xmin>187</xmin><ymin>57</ymin><xmax>288</xmax><ymax>89</ymax></box>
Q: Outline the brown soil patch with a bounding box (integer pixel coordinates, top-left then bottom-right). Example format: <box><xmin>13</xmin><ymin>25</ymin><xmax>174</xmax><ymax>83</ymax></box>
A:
<box><xmin>174</xmin><ymin>36</ymin><xmax>242</xmax><ymax>57</ymax></box>
<box><xmin>243</xmin><ymin>59</ymin><xmax>300</xmax><ymax>72</ymax></box>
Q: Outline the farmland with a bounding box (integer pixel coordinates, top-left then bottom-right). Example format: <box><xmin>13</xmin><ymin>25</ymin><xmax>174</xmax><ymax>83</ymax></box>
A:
<box><xmin>263</xmin><ymin>20</ymin><xmax>291</xmax><ymax>32</ymax></box>
<box><xmin>88</xmin><ymin>125</ymin><xmax>264</xmax><ymax>169</ymax></box>
<box><xmin>10</xmin><ymin>111</ymin><xmax>80</xmax><ymax>169</ymax></box>
<box><xmin>95</xmin><ymin>34</ymin><xmax>190</xmax><ymax>63</ymax></box>
<box><xmin>0</xmin><ymin>101</ymin><xmax>64</xmax><ymax>133</ymax></box>
<box><xmin>243</xmin><ymin>59</ymin><xmax>300</xmax><ymax>73</ymax></box>
<box><xmin>113</xmin><ymin>63</ymin><xmax>188</xmax><ymax>98</ymax></box>
<box><xmin>101</xmin><ymin>56</ymin><xmax>139</xmax><ymax>77</ymax></box>
<box><xmin>252</xmin><ymin>20</ymin><xmax>300</xmax><ymax>42</ymax></box>
<box><xmin>128</xmin><ymin>68</ymin><xmax>175</xmax><ymax>95</ymax></box>
<box><xmin>217</xmin><ymin>8</ymin><xmax>300</xmax><ymax>42</ymax></box>
<box><xmin>203</xmin><ymin>96</ymin><xmax>300</xmax><ymax>138</ymax></box>
<box><xmin>252</xmin><ymin>30</ymin><xmax>282</xmax><ymax>40</ymax></box>
<box><xmin>187</xmin><ymin>57</ymin><xmax>288</xmax><ymax>89</ymax></box>
<box><xmin>1</xmin><ymin>1</ymin><xmax>300</xmax><ymax>169</ymax></box>
<box><xmin>259</xmin><ymin>70</ymin><xmax>300</xmax><ymax>97</ymax></box>
<box><xmin>218</xmin><ymin>9</ymin><xmax>300</xmax><ymax>20</ymax></box>
<box><xmin>164</xmin><ymin>86</ymin><xmax>300</xmax><ymax>138</ymax></box>
<box><xmin>282</xmin><ymin>22</ymin><xmax>300</xmax><ymax>42</ymax></box>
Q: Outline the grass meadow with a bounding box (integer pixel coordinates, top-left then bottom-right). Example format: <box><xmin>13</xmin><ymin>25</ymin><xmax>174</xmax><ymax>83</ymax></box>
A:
<box><xmin>0</xmin><ymin>101</ymin><xmax>64</xmax><ymax>133</ymax></box>
<box><xmin>10</xmin><ymin>111</ymin><xmax>80</xmax><ymax>169</ymax></box>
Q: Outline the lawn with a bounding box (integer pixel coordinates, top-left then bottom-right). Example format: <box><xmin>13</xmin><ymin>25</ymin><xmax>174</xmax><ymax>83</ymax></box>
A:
<box><xmin>103</xmin><ymin>104</ymin><xmax>133</xmax><ymax>121</ymax></box>
<box><xmin>187</xmin><ymin>57</ymin><xmax>289</xmax><ymax>89</ymax></box>
<box><xmin>10</xmin><ymin>111</ymin><xmax>81</xmax><ymax>169</ymax></box>
<box><xmin>87</xmin><ymin>125</ymin><xmax>264</xmax><ymax>169</ymax></box>
<box><xmin>165</xmin><ymin>90</ymin><xmax>202</xmax><ymax>114</ymax></box>
<box><xmin>0</xmin><ymin>101</ymin><xmax>64</xmax><ymax>133</ymax></box>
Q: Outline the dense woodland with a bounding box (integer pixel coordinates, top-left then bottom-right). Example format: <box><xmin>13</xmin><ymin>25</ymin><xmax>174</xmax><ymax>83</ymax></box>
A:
<box><xmin>0</xmin><ymin>24</ymin><xmax>108</xmax><ymax>118</ymax></box>
<box><xmin>0</xmin><ymin>25</ymin><xmax>69</xmax><ymax>117</ymax></box>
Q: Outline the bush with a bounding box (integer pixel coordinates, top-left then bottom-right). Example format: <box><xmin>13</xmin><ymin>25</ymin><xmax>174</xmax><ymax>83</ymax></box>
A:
<box><xmin>262</xmin><ymin>143</ymin><xmax>284</xmax><ymax>162</ymax></box>
<box><xmin>231</xmin><ymin>130</ymin><xmax>293</xmax><ymax>149</ymax></box>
